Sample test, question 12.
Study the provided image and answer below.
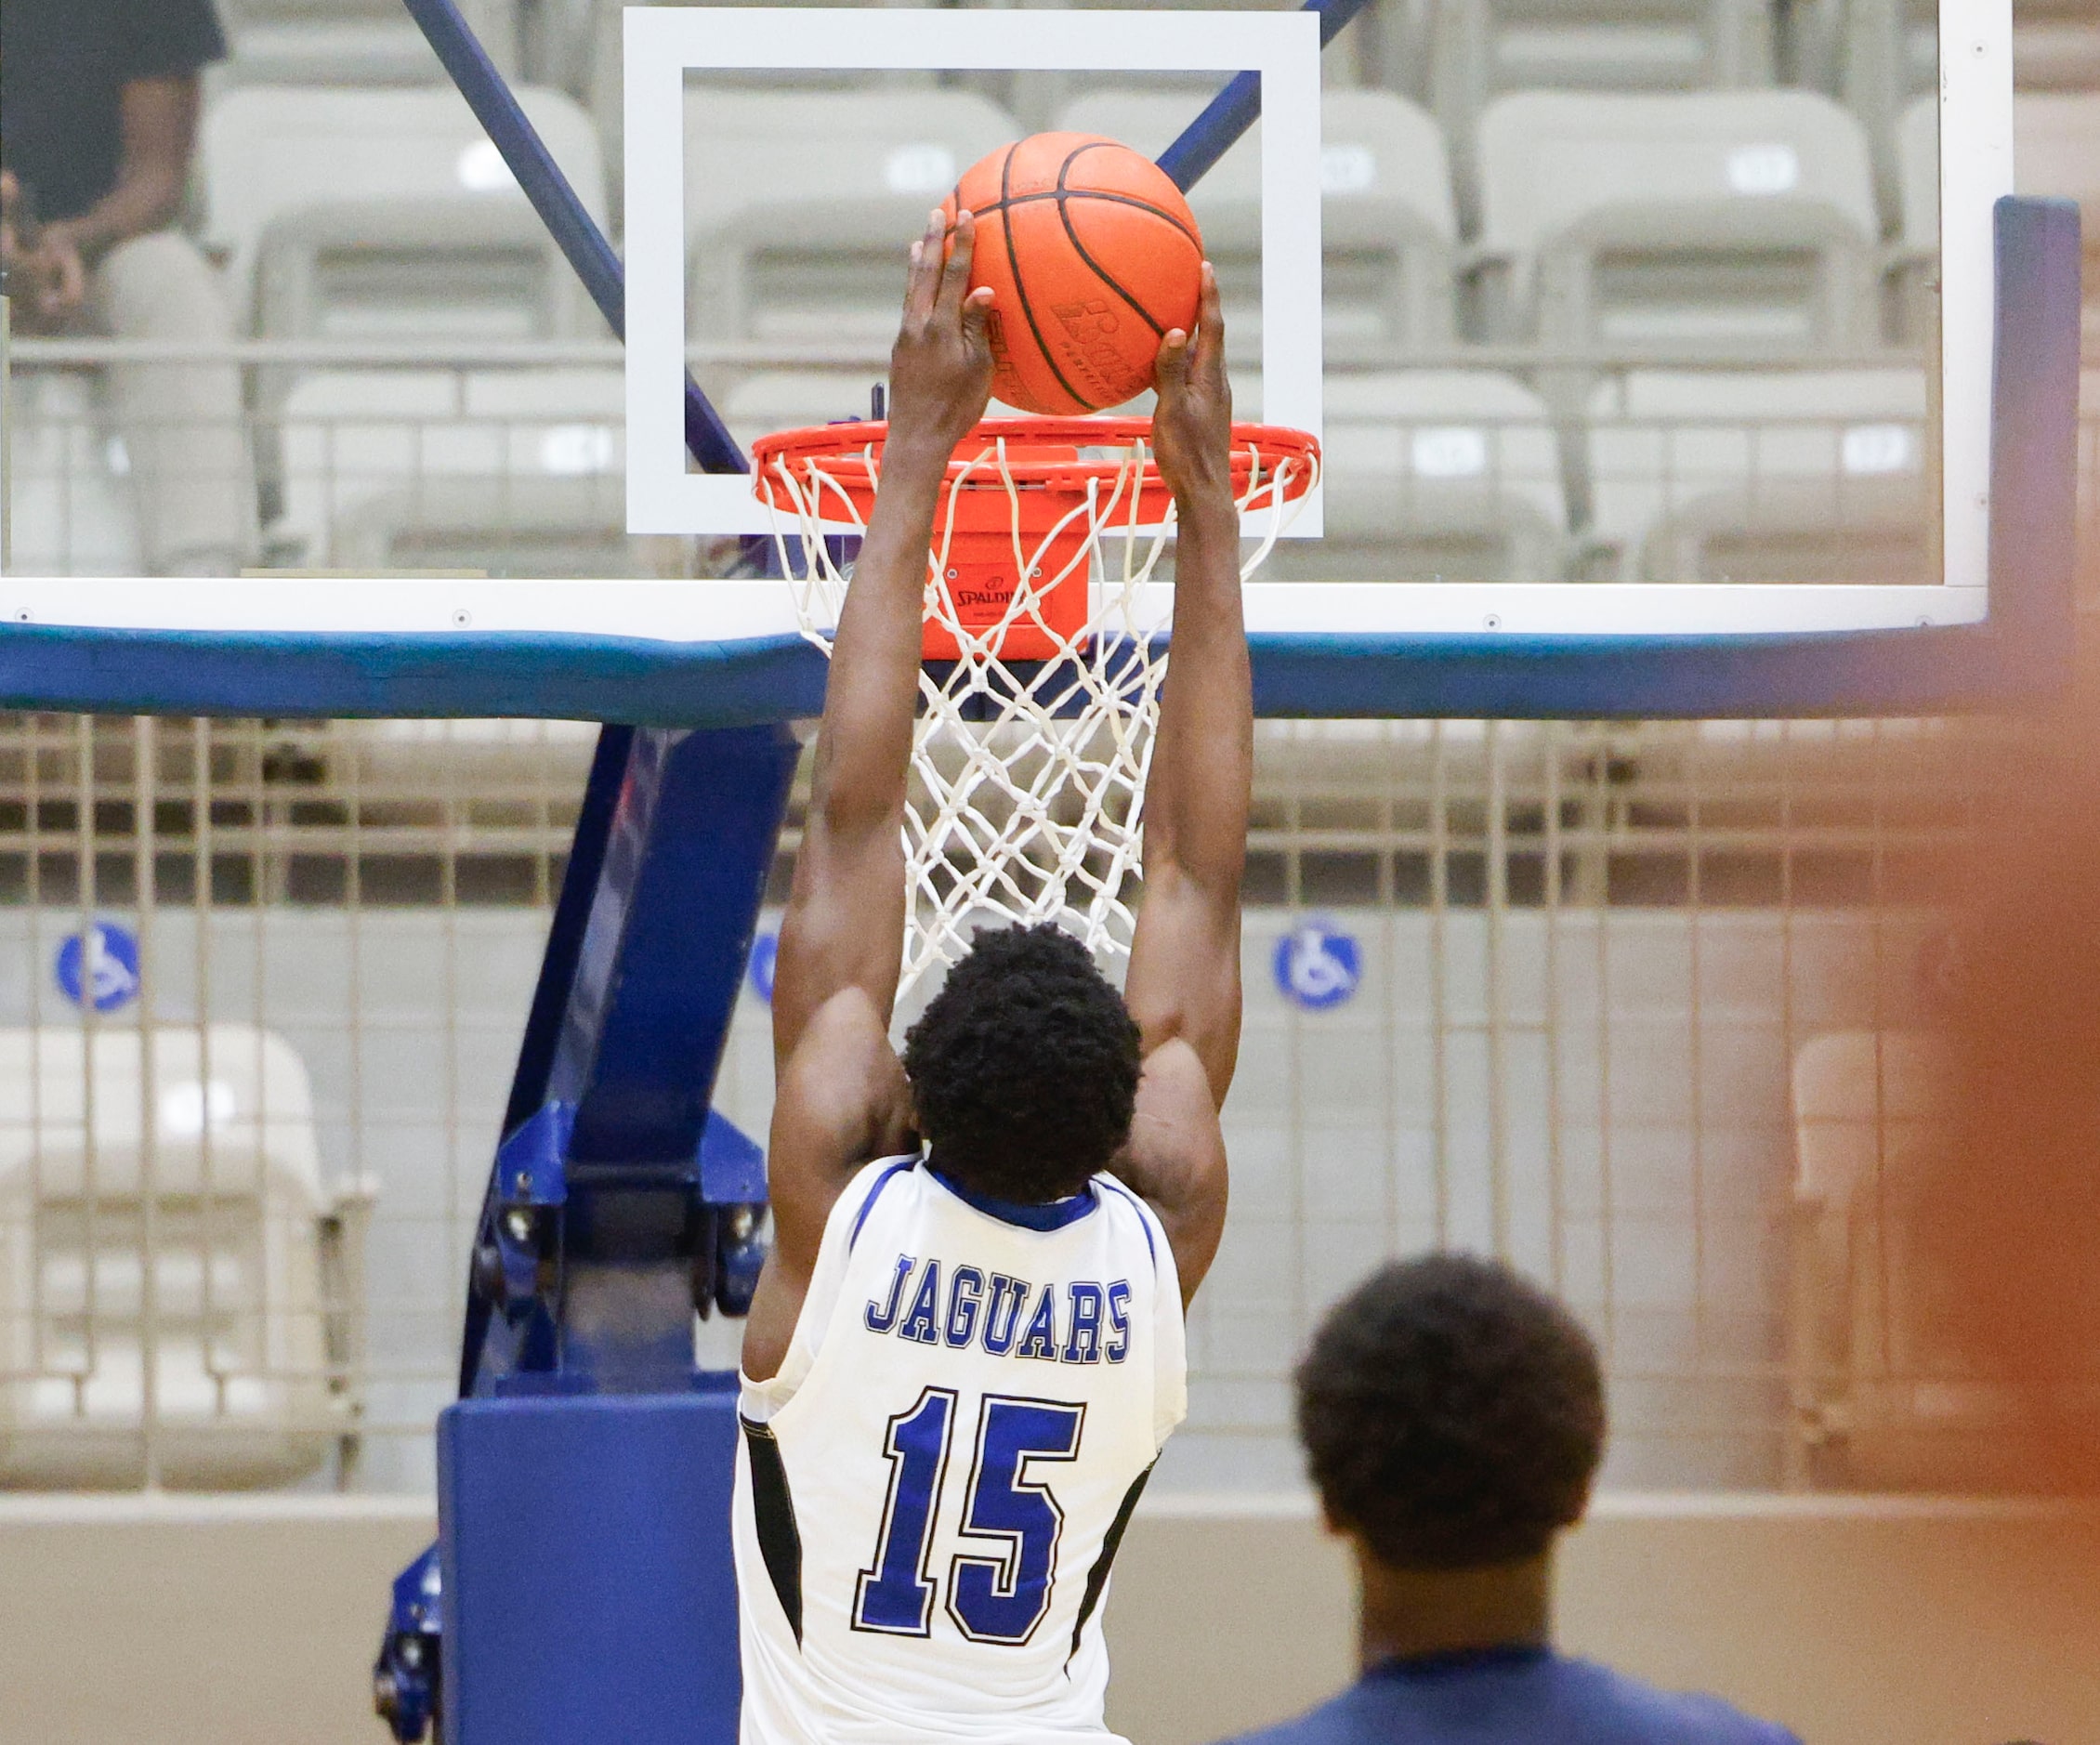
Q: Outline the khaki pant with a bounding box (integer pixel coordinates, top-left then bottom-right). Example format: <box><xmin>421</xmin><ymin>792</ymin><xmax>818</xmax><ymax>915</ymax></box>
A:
<box><xmin>90</xmin><ymin>230</ymin><xmax>259</xmax><ymax>575</ymax></box>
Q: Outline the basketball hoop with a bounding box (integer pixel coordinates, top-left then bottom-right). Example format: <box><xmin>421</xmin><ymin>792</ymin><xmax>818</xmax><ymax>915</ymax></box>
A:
<box><xmin>753</xmin><ymin>415</ymin><xmax>1319</xmax><ymax>992</ymax></box>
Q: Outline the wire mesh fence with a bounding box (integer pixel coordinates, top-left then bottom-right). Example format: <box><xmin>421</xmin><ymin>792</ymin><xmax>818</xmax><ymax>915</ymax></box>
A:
<box><xmin>2</xmin><ymin>707</ymin><xmax>2077</xmax><ymax>1497</ymax></box>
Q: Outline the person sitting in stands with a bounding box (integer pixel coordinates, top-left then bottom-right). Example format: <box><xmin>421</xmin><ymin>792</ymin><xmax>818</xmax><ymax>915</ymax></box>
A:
<box><xmin>1221</xmin><ymin>1254</ymin><xmax>1800</xmax><ymax>1745</ymax></box>
<box><xmin>2</xmin><ymin>0</ymin><xmax>257</xmax><ymax>574</ymax></box>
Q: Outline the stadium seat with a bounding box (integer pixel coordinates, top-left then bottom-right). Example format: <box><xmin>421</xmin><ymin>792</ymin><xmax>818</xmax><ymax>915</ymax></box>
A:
<box><xmin>0</xmin><ymin>1025</ymin><xmax>374</xmax><ymax>1490</ymax></box>
<box><xmin>214</xmin><ymin>0</ymin><xmax>519</xmax><ymax>86</ymax></box>
<box><xmin>1052</xmin><ymin>87</ymin><xmax>1461</xmax><ymax>362</ymax></box>
<box><xmin>202</xmin><ymin>85</ymin><xmax>607</xmax><ymax>339</ymax></box>
<box><xmin>269</xmin><ymin>369</ymin><xmax>634</xmax><ymax>574</ymax></box>
<box><xmin>1786</xmin><ymin>1031</ymin><xmax>2100</xmax><ymax>1493</ymax></box>
<box><xmin>1263</xmin><ymin>372</ymin><xmax>1568</xmax><ymax>582</ymax></box>
<box><xmin>1475</xmin><ymin>91</ymin><xmax>1882</xmax><ymax>355</ymax></box>
<box><xmin>686</xmin><ymin>87</ymin><xmax>1021</xmax><ymax>345</ymax></box>
<box><xmin>1583</xmin><ymin>369</ymin><xmax>1929</xmax><ymax>581</ymax></box>
<box><xmin>1429</xmin><ymin>0</ymin><xmax>1776</xmax><ymax>208</ymax></box>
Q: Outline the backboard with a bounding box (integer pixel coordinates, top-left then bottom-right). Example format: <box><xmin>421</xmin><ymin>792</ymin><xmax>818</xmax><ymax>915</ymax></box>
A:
<box><xmin>0</xmin><ymin>0</ymin><xmax>2081</xmax><ymax>721</ymax></box>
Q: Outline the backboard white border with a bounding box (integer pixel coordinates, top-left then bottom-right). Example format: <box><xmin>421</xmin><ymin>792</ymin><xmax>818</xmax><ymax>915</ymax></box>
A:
<box><xmin>623</xmin><ymin>7</ymin><xmax>1325</xmax><ymax>539</ymax></box>
<box><xmin>1937</xmin><ymin>0</ymin><xmax>2015</xmax><ymax>615</ymax></box>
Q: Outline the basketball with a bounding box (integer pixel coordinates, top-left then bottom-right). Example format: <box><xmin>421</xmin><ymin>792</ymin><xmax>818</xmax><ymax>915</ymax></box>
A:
<box><xmin>940</xmin><ymin>132</ymin><xmax>1205</xmax><ymax>416</ymax></box>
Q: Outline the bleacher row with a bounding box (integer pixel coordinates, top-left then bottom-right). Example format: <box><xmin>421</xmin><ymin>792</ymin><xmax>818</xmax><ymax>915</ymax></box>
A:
<box><xmin>15</xmin><ymin>1</ymin><xmax>2100</xmax><ymax>584</ymax></box>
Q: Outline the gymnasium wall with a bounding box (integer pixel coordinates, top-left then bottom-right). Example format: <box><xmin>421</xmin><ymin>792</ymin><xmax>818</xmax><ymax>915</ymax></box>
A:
<box><xmin>4</xmin><ymin>1494</ymin><xmax>2094</xmax><ymax>1745</ymax></box>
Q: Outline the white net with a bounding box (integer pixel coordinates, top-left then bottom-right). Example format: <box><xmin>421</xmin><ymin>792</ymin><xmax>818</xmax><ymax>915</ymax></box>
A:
<box><xmin>756</xmin><ymin>422</ymin><xmax>1319</xmax><ymax>994</ymax></box>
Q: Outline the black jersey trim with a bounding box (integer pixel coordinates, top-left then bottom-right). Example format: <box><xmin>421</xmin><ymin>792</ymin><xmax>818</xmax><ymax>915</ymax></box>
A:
<box><xmin>741</xmin><ymin>1414</ymin><xmax>806</xmax><ymax>1646</ymax></box>
<box><xmin>1067</xmin><ymin>1458</ymin><xmax>1155</xmax><ymax>1664</ymax></box>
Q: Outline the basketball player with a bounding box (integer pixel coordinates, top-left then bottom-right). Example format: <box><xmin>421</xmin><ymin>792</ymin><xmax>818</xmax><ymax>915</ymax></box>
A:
<box><xmin>729</xmin><ymin>203</ymin><xmax>1244</xmax><ymax>1743</ymax></box>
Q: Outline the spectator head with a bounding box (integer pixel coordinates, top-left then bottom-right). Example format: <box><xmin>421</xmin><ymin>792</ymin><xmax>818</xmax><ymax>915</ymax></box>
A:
<box><xmin>1296</xmin><ymin>1254</ymin><xmax>1607</xmax><ymax>1570</ymax></box>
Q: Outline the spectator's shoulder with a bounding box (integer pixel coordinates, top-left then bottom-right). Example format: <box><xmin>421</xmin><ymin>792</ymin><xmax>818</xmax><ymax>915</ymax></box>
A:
<box><xmin>1214</xmin><ymin>1689</ymin><xmax>1367</xmax><ymax>1745</ymax></box>
<box><xmin>1558</xmin><ymin>1659</ymin><xmax>1802</xmax><ymax>1744</ymax></box>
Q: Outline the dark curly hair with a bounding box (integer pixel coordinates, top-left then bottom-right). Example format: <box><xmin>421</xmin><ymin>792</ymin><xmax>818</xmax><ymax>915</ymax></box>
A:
<box><xmin>902</xmin><ymin>923</ymin><xmax>1142</xmax><ymax>1203</ymax></box>
<box><xmin>1296</xmin><ymin>1254</ymin><xmax>1606</xmax><ymax>1570</ymax></box>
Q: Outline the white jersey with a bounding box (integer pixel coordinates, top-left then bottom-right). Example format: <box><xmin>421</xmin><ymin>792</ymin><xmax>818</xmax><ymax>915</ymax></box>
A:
<box><xmin>733</xmin><ymin>1155</ymin><xmax>1187</xmax><ymax>1744</ymax></box>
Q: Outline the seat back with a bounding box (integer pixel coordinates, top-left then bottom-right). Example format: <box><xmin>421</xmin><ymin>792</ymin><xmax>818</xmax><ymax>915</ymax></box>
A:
<box><xmin>0</xmin><ymin>1025</ymin><xmax>344</xmax><ymax>1489</ymax></box>
<box><xmin>202</xmin><ymin>85</ymin><xmax>605</xmax><ymax>337</ymax></box>
<box><xmin>1055</xmin><ymin>86</ymin><xmax>1461</xmax><ymax>360</ymax></box>
<box><xmin>214</xmin><ymin>0</ymin><xmax>519</xmax><ymax>85</ymax></box>
<box><xmin>1432</xmin><ymin>0</ymin><xmax>1775</xmax><ymax>208</ymax></box>
<box><xmin>1267</xmin><ymin>371</ymin><xmax>1567</xmax><ymax>582</ymax></box>
<box><xmin>271</xmin><ymin>369</ymin><xmax>629</xmax><ymax>573</ymax></box>
<box><xmin>686</xmin><ymin>87</ymin><xmax>1020</xmax><ymax>343</ymax></box>
<box><xmin>1478</xmin><ymin>91</ymin><xmax>1881</xmax><ymax>354</ymax></box>
<box><xmin>1584</xmin><ymin>369</ymin><xmax>1928</xmax><ymax>581</ymax></box>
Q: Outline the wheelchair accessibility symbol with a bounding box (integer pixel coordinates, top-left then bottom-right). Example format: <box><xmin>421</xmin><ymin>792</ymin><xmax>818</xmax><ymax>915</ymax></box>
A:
<box><xmin>1273</xmin><ymin>923</ymin><xmax>1361</xmax><ymax>1011</ymax></box>
<box><xmin>57</xmin><ymin>922</ymin><xmax>142</xmax><ymax>1014</ymax></box>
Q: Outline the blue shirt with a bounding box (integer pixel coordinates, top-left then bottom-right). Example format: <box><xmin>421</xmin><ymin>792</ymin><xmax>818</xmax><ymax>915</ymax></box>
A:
<box><xmin>1221</xmin><ymin>1646</ymin><xmax>1802</xmax><ymax>1745</ymax></box>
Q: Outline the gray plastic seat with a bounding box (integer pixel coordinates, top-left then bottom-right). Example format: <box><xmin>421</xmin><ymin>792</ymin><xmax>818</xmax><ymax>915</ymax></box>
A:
<box><xmin>1584</xmin><ymin>369</ymin><xmax>1930</xmax><ymax>582</ymax></box>
<box><xmin>202</xmin><ymin>84</ymin><xmax>606</xmax><ymax>340</ymax></box>
<box><xmin>1477</xmin><ymin>90</ymin><xmax>1882</xmax><ymax>356</ymax></box>
<box><xmin>686</xmin><ymin>87</ymin><xmax>1020</xmax><ymax>345</ymax></box>
<box><xmin>0</xmin><ymin>1025</ymin><xmax>374</xmax><ymax>1491</ymax></box>
<box><xmin>213</xmin><ymin>0</ymin><xmax>519</xmax><ymax>85</ymax></box>
<box><xmin>270</xmin><ymin>369</ymin><xmax>636</xmax><ymax>575</ymax></box>
<box><xmin>1261</xmin><ymin>371</ymin><xmax>1568</xmax><ymax>583</ymax></box>
<box><xmin>1430</xmin><ymin>0</ymin><xmax>1775</xmax><ymax>208</ymax></box>
<box><xmin>1053</xmin><ymin>86</ymin><xmax>1460</xmax><ymax>362</ymax></box>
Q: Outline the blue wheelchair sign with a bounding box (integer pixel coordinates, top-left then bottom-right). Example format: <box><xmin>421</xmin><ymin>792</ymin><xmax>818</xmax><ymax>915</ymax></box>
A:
<box><xmin>1273</xmin><ymin>922</ymin><xmax>1361</xmax><ymax>1011</ymax></box>
<box><xmin>748</xmin><ymin>930</ymin><xmax>780</xmax><ymax>1004</ymax></box>
<box><xmin>57</xmin><ymin>922</ymin><xmax>142</xmax><ymax>1014</ymax></box>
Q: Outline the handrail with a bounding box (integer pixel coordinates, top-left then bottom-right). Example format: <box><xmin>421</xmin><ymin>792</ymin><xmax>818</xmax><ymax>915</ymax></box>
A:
<box><xmin>4</xmin><ymin>337</ymin><xmax>1993</xmax><ymax>373</ymax></box>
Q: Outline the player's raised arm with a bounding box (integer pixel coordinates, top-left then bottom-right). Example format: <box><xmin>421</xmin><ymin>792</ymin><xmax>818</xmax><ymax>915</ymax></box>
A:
<box><xmin>769</xmin><ymin>207</ymin><xmax>997</xmax><ymax>1069</ymax></box>
<box><xmin>1116</xmin><ymin>264</ymin><xmax>1245</xmax><ymax>1301</ymax></box>
<box><xmin>744</xmin><ymin>210</ymin><xmax>996</xmax><ymax>1379</ymax></box>
<box><xmin>1124</xmin><ymin>263</ymin><xmax>1249</xmax><ymax>1097</ymax></box>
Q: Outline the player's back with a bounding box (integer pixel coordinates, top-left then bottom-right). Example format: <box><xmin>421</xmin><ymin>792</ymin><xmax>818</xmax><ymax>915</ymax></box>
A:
<box><xmin>733</xmin><ymin>1154</ymin><xmax>1185</xmax><ymax>1744</ymax></box>
<box><xmin>1224</xmin><ymin>1647</ymin><xmax>1802</xmax><ymax>1745</ymax></box>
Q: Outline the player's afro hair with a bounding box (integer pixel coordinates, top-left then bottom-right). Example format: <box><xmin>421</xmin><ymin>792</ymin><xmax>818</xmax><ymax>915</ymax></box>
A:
<box><xmin>1296</xmin><ymin>1254</ymin><xmax>1606</xmax><ymax>1570</ymax></box>
<box><xmin>903</xmin><ymin>923</ymin><xmax>1142</xmax><ymax>1203</ymax></box>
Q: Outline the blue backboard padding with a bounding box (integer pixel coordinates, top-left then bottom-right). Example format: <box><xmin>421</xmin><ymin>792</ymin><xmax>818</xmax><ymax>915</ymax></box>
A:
<box><xmin>0</xmin><ymin>619</ymin><xmax>2062</xmax><ymax>723</ymax></box>
<box><xmin>438</xmin><ymin>1392</ymin><xmax>742</xmax><ymax>1745</ymax></box>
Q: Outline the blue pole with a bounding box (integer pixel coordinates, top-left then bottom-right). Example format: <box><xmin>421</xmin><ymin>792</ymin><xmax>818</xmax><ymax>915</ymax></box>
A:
<box><xmin>1156</xmin><ymin>0</ymin><xmax>1380</xmax><ymax>192</ymax></box>
<box><xmin>398</xmin><ymin>0</ymin><xmax>749</xmax><ymax>475</ymax></box>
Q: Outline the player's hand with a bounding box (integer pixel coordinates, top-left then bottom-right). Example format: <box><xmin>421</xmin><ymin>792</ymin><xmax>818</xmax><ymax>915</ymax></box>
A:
<box><xmin>1151</xmin><ymin>263</ymin><xmax>1232</xmax><ymax>517</ymax></box>
<box><xmin>886</xmin><ymin>206</ymin><xmax>995</xmax><ymax>468</ymax></box>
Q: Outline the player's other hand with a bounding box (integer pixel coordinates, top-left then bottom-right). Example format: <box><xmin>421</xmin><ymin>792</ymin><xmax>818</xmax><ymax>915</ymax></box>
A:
<box><xmin>1151</xmin><ymin>263</ymin><xmax>1232</xmax><ymax>517</ymax></box>
<box><xmin>886</xmin><ymin>206</ymin><xmax>995</xmax><ymax>466</ymax></box>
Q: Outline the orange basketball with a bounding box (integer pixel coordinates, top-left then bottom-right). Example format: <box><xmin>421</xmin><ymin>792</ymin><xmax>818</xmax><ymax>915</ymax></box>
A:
<box><xmin>941</xmin><ymin>132</ymin><xmax>1204</xmax><ymax>416</ymax></box>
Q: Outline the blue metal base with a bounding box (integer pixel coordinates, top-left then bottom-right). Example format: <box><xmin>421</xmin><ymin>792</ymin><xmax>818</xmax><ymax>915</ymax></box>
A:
<box><xmin>438</xmin><ymin>1387</ymin><xmax>743</xmax><ymax>1745</ymax></box>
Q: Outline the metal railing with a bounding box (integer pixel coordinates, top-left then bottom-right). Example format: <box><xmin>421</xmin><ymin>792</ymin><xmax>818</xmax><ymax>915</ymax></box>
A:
<box><xmin>0</xmin><ymin>707</ymin><xmax>2074</xmax><ymax>1496</ymax></box>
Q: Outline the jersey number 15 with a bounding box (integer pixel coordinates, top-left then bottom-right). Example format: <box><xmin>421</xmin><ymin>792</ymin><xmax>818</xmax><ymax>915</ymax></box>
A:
<box><xmin>852</xmin><ymin>1388</ymin><xmax>1084</xmax><ymax>1647</ymax></box>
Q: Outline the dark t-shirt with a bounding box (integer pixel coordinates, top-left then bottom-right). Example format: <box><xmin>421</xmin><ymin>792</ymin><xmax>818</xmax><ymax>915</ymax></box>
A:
<box><xmin>1222</xmin><ymin>1647</ymin><xmax>1803</xmax><ymax>1745</ymax></box>
<box><xmin>0</xmin><ymin>0</ymin><xmax>226</xmax><ymax>223</ymax></box>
